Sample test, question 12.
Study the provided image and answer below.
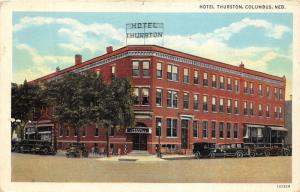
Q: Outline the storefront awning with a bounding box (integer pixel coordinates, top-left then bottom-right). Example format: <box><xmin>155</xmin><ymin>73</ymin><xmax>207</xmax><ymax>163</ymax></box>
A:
<box><xmin>246</xmin><ymin>124</ymin><xmax>265</xmax><ymax>128</ymax></box>
<box><xmin>269</xmin><ymin>126</ymin><xmax>288</xmax><ymax>131</ymax></box>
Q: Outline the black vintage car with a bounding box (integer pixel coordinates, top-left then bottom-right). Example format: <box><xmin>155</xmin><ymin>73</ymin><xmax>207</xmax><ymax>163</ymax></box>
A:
<box><xmin>193</xmin><ymin>142</ymin><xmax>216</xmax><ymax>159</ymax></box>
<box><xmin>66</xmin><ymin>143</ymin><xmax>89</xmax><ymax>158</ymax></box>
<box><xmin>13</xmin><ymin>140</ymin><xmax>56</xmax><ymax>155</ymax></box>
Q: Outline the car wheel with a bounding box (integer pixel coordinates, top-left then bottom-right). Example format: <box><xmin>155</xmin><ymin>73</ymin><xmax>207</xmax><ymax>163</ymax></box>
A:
<box><xmin>209</xmin><ymin>153</ymin><xmax>215</xmax><ymax>159</ymax></box>
<box><xmin>264</xmin><ymin>150</ymin><xmax>270</xmax><ymax>157</ymax></box>
<box><xmin>283</xmin><ymin>149</ymin><xmax>290</xmax><ymax>156</ymax></box>
<box><xmin>236</xmin><ymin>151</ymin><xmax>243</xmax><ymax>158</ymax></box>
<box><xmin>43</xmin><ymin>148</ymin><xmax>49</xmax><ymax>155</ymax></box>
<box><xmin>195</xmin><ymin>152</ymin><xmax>201</xmax><ymax>159</ymax></box>
<box><xmin>249</xmin><ymin>151</ymin><xmax>256</xmax><ymax>157</ymax></box>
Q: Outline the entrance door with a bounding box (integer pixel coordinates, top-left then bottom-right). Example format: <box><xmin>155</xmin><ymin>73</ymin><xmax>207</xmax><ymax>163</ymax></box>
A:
<box><xmin>133</xmin><ymin>134</ymin><xmax>147</xmax><ymax>150</ymax></box>
<box><xmin>181</xmin><ymin>120</ymin><xmax>189</xmax><ymax>149</ymax></box>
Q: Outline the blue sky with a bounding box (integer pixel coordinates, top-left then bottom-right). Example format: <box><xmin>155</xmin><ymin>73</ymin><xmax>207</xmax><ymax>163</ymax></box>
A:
<box><xmin>13</xmin><ymin>12</ymin><xmax>292</xmax><ymax>97</ymax></box>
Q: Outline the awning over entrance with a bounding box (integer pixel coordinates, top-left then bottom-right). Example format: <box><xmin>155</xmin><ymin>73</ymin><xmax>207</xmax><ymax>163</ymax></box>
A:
<box><xmin>126</xmin><ymin>127</ymin><xmax>152</xmax><ymax>134</ymax></box>
<box><xmin>269</xmin><ymin>126</ymin><xmax>288</xmax><ymax>132</ymax></box>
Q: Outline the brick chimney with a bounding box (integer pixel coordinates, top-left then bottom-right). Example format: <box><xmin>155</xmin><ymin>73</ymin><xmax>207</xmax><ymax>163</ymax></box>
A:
<box><xmin>75</xmin><ymin>54</ymin><xmax>82</xmax><ymax>65</ymax></box>
<box><xmin>239</xmin><ymin>61</ymin><xmax>244</xmax><ymax>68</ymax></box>
<box><xmin>106</xmin><ymin>46</ymin><xmax>113</xmax><ymax>53</ymax></box>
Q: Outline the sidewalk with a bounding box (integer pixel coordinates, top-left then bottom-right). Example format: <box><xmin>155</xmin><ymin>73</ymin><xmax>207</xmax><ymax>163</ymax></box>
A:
<box><xmin>95</xmin><ymin>154</ymin><xmax>195</xmax><ymax>162</ymax></box>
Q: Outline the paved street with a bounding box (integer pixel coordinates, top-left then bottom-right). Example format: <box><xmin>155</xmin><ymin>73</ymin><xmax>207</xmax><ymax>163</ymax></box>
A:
<box><xmin>11</xmin><ymin>153</ymin><xmax>291</xmax><ymax>183</ymax></box>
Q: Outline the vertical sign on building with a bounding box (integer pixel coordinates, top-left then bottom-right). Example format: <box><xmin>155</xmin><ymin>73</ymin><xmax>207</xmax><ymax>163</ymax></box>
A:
<box><xmin>126</xmin><ymin>22</ymin><xmax>164</xmax><ymax>45</ymax></box>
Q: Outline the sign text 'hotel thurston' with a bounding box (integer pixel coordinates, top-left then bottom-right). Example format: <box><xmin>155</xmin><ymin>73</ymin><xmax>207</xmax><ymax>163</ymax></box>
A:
<box><xmin>126</xmin><ymin>22</ymin><xmax>164</xmax><ymax>39</ymax></box>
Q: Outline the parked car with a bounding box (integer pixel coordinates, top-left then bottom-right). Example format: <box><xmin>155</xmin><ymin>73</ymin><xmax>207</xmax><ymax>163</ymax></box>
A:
<box><xmin>66</xmin><ymin>143</ymin><xmax>89</xmax><ymax>158</ymax></box>
<box><xmin>13</xmin><ymin>140</ymin><xmax>56</xmax><ymax>155</ymax></box>
<box><xmin>193</xmin><ymin>142</ymin><xmax>215</xmax><ymax>159</ymax></box>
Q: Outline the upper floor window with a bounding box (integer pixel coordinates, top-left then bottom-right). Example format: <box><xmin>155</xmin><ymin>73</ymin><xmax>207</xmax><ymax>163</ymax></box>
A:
<box><xmin>203</xmin><ymin>95</ymin><xmax>208</xmax><ymax>112</ymax></box>
<box><xmin>193</xmin><ymin>121</ymin><xmax>199</xmax><ymax>138</ymax></box>
<box><xmin>234</xmin><ymin>100</ymin><xmax>239</xmax><ymax>114</ymax></box>
<box><xmin>183</xmin><ymin>92</ymin><xmax>189</xmax><ymax>109</ymax></box>
<box><xmin>184</xmin><ymin>68</ymin><xmax>189</xmax><ymax>83</ymax></box>
<box><xmin>220</xmin><ymin>76</ymin><xmax>225</xmax><ymax>89</ymax></box>
<box><xmin>74</xmin><ymin>128</ymin><xmax>78</xmax><ymax>137</ymax></box>
<box><xmin>244</xmin><ymin>81</ymin><xmax>248</xmax><ymax>94</ymax></box>
<box><xmin>193</xmin><ymin>94</ymin><xmax>199</xmax><ymax>110</ymax></box>
<box><xmin>82</xmin><ymin>127</ymin><xmax>87</xmax><ymax>137</ymax></box>
<box><xmin>66</xmin><ymin>127</ymin><xmax>70</xmax><ymax>137</ymax></box>
<box><xmin>142</xmin><ymin>61</ymin><xmax>150</xmax><ymax>77</ymax></box>
<box><xmin>133</xmin><ymin>88</ymin><xmax>139</xmax><ymax>105</ymax></box>
<box><xmin>279</xmin><ymin>107</ymin><xmax>283</xmax><ymax>118</ymax></box>
<box><xmin>212</xmin><ymin>74</ymin><xmax>217</xmax><ymax>88</ymax></box>
<box><xmin>202</xmin><ymin>121</ymin><xmax>208</xmax><ymax>138</ymax></box>
<box><xmin>211</xmin><ymin>121</ymin><xmax>216</xmax><ymax>138</ymax></box>
<box><xmin>212</xmin><ymin>96</ymin><xmax>217</xmax><ymax>112</ymax></box>
<box><xmin>194</xmin><ymin>70</ymin><xmax>199</xmax><ymax>84</ymax></box>
<box><xmin>235</xmin><ymin>79</ymin><xmax>239</xmax><ymax>93</ymax></box>
<box><xmin>219</xmin><ymin>122</ymin><xmax>224</xmax><ymax>138</ymax></box>
<box><xmin>111</xmin><ymin>65</ymin><xmax>116</xmax><ymax>80</ymax></box>
<box><xmin>94</xmin><ymin>125</ymin><xmax>99</xmax><ymax>137</ymax></box>
<box><xmin>274</xmin><ymin>107</ymin><xmax>278</xmax><ymax>118</ymax></box>
<box><xmin>274</xmin><ymin>88</ymin><xmax>278</xmax><ymax>100</ymax></box>
<box><xmin>244</xmin><ymin>101</ymin><xmax>248</xmax><ymax>115</ymax></box>
<box><xmin>167</xmin><ymin>90</ymin><xmax>178</xmax><ymax>108</ymax></box>
<box><xmin>250</xmin><ymin>102</ymin><xmax>254</xmax><ymax>116</ymax></box>
<box><xmin>227</xmin><ymin>99</ymin><xmax>232</xmax><ymax>114</ymax></box>
<box><xmin>258</xmin><ymin>104</ymin><xmax>263</xmax><ymax>117</ymax></box>
<box><xmin>167</xmin><ymin>64</ymin><xmax>179</xmax><ymax>81</ymax></box>
<box><xmin>142</xmin><ymin>88</ymin><xmax>150</xmax><ymax>105</ymax></box>
<box><xmin>132</xmin><ymin>61</ymin><xmax>140</xmax><ymax>77</ymax></box>
<box><xmin>259</xmin><ymin>84</ymin><xmax>263</xmax><ymax>96</ymax></box>
<box><xmin>279</xmin><ymin>88</ymin><xmax>283</xmax><ymax>100</ymax></box>
<box><xmin>227</xmin><ymin>78</ymin><xmax>232</xmax><ymax>91</ymax></box>
<box><xmin>219</xmin><ymin>98</ymin><xmax>224</xmax><ymax>113</ymax></box>
<box><xmin>266</xmin><ymin>104</ymin><xmax>270</xmax><ymax>118</ymax></box>
<box><xmin>59</xmin><ymin>124</ymin><xmax>63</xmax><ymax>137</ymax></box>
<box><xmin>266</xmin><ymin>86</ymin><xmax>270</xmax><ymax>98</ymax></box>
<box><xmin>203</xmin><ymin>72</ymin><xmax>208</xmax><ymax>86</ymax></box>
<box><xmin>234</xmin><ymin>123</ymin><xmax>238</xmax><ymax>139</ymax></box>
<box><xmin>156</xmin><ymin>89</ymin><xmax>163</xmax><ymax>107</ymax></box>
<box><xmin>156</xmin><ymin>63</ymin><xmax>162</xmax><ymax>78</ymax></box>
<box><xmin>226</xmin><ymin>123</ymin><xmax>231</xmax><ymax>139</ymax></box>
<box><xmin>250</xmin><ymin>82</ymin><xmax>254</xmax><ymax>94</ymax></box>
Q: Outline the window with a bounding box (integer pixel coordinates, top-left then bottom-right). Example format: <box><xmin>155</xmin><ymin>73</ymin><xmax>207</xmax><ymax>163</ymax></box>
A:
<box><xmin>203</xmin><ymin>72</ymin><xmax>208</xmax><ymax>86</ymax></box>
<box><xmin>110</xmin><ymin>127</ymin><xmax>115</xmax><ymax>136</ymax></box>
<box><xmin>266</xmin><ymin>105</ymin><xmax>270</xmax><ymax>118</ymax></box>
<box><xmin>219</xmin><ymin>98</ymin><xmax>224</xmax><ymax>112</ymax></box>
<box><xmin>111</xmin><ymin>65</ymin><xmax>116</xmax><ymax>80</ymax></box>
<box><xmin>234</xmin><ymin>100</ymin><xmax>239</xmax><ymax>114</ymax></box>
<box><xmin>82</xmin><ymin>127</ymin><xmax>87</xmax><ymax>137</ymax></box>
<box><xmin>258</xmin><ymin>104</ymin><xmax>263</xmax><ymax>117</ymax></box>
<box><xmin>202</xmin><ymin>121</ymin><xmax>208</xmax><ymax>138</ymax></box>
<box><xmin>194</xmin><ymin>70</ymin><xmax>199</xmax><ymax>84</ymax></box>
<box><xmin>227</xmin><ymin>99</ymin><xmax>232</xmax><ymax>113</ymax></box>
<box><xmin>250</xmin><ymin>82</ymin><xmax>254</xmax><ymax>94</ymax></box>
<box><xmin>250</xmin><ymin>102</ymin><xmax>254</xmax><ymax>116</ymax></box>
<box><xmin>193</xmin><ymin>121</ymin><xmax>198</xmax><ymax>138</ymax></box>
<box><xmin>274</xmin><ymin>88</ymin><xmax>278</xmax><ymax>100</ymax></box>
<box><xmin>184</xmin><ymin>68</ymin><xmax>189</xmax><ymax>83</ymax></box>
<box><xmin>183</xmin><ymin>93</ymin><xmax>189</xmax><ymax>109</ymax></box>
<box><xmin>211</xmin><ymin>121</ymin><xmax>216</xmax><ymax>138</ymax></box>
<box><xmin>156</xmin><ymin>118</ymin><xmax>162</xmax><ymax>136</ymax></box>
<box><xmin>279</xmin><ymin>88</ymin><xmax>283</xmax><ymax>100</ymax></box>
<box><xmin>212</xmin><ymin>96</ymin><xmax>217</xmax><ymax>112</ymax></box>
<box><xmin>133</xmin><ymin>88</ymin><xmax>139</xmax><ymax>105</ymax></box>
<box><xmin>212</xmin><ymin>74</ymin><xmax>217</xmax><ymax>88</ymax></box>
<box><xmin>142</xmin><ymin>61</ymin><xmax>150</xmax><ymax>77</ymax></box>
<box><xmin>167</xmin><ymin>64</ymin><xmax>178</xmax><ymax>81</ymax></box>
<box><xmin>244</xmin><ymin>101</ymin><xmax>248</xmax><ymax>115</ymax></box>
<box><xmin>259</xmin><ymin>84</ymin><xmax>263</xmax><ymax>96</ymax></box>
<box><xmin>167</xmin><ymin>118</ymin><xmax>177</xmax><ymax>137</ymax></box>
<box><xmin>267</xmin><ymin>86</ymin><xmax>270</xmax><ymax>98</ymax></box>
<box><xmin>227</xmin><ymin>123</ymin><xmax>231</xmax><ymax>139</ymax></box>
<box><xmin>66</xmin><ymin>127</ymin><xmax>70</xmax><ymax>137</ymax></box>
<box><xmin>279</xmin><ymin>107</ymin><xmax>282</xmax><ymax>118</ymax></box>
<box><xmin>219</xmin><ymin>122</ymin><xmax>224</xmax><ymax>138</ymax></box>
<box><xmin>220</xmin><ymin>76</ymin><xmax>225</xmax><ymax>89</ymax></box>
<box><xmin>244</xmin><ymin>81</ymin><xmax>248</xmax><ymax>94</ymax></box>
<box><xmin>167</xmin><ymin>90</ymin><xmax>178</xmax><ymax>108</ymax></box>
<box><xmin>235</xmin><ymin>79</ymin><xmax>239</xmax><ymax>92</ymax></box>
<box><xmin>156</xmin><ymin>63</ymin><xmax>162</xmax><ymax>78</ymax></box>
<box><xmin>227</xmin><ymin>78</ymin><xmax>232</xmax><ymax>90</ymax></box>
<box><xmin>156</xmin><ymin>89</ymin><xmax>163</xmax><ymax>107</ymax></box>
<box><xmin>74</xmin><ymin>128</ymin><xmax>78</xmax><ymax>137</ymax></box>
<box><xmin>132</xmin><ymin>61</ymin><xmax>139</xmax><ymax>76</ymax></box>
<box><xmin>94</xmin><ymin>125</ymin><xmax>99</xmax><ymax>137</ymax></box>
<box><xmin>193</xmin><ymin>94</ymin><xmax>199</xmax><ymax>110</ymax></box>
<box><xmin>234</xmin><ymin>123</ymin><xmax>238</xmax><ymax>139</ymax></box>
<box><xmin>203</xmin><ymin>95</ymin><xmax>208</xmax><ymax>112</ymax></box>
<box><xmin>274</xmin><ymin>107</ymin><xmax>278</xmax><ymax>118</ymax></box>
<box><xmin>59</xmin><ymin>124</ymin><xmax>63</xmax><ymax>137</ymax></box>
<box><xmin>142</xmin><ymin>88</ymin><xmax>149</xmax><ymax>105</ymax></box>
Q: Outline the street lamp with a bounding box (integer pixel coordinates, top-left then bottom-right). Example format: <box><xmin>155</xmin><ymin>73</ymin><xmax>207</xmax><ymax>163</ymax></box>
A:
<box><xmin>11</xmin><ymin>118</ymin><xmax>21</xmax><ymax>140</ymax></box>
<box><xmin>157</xmin><ymin>121</ymin><xmax>162</xmax><ymax>158</ymax></box>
